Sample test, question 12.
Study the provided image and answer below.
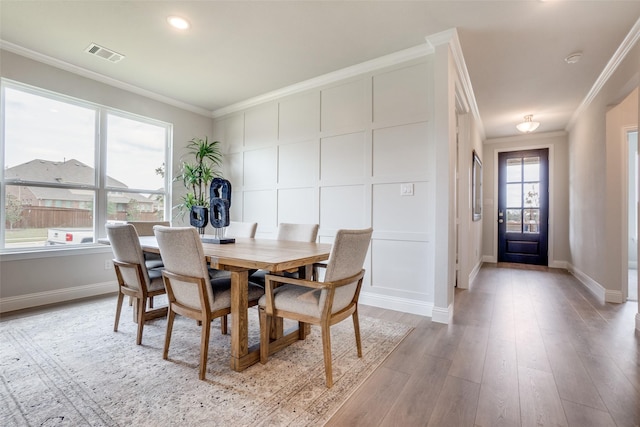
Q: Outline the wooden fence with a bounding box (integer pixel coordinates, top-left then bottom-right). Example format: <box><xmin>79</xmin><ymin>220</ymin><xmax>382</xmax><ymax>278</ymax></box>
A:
<box><xmin>5</xmin><ymin>206</ymin><xmax>162</xmax><ymax>229</ymax></box>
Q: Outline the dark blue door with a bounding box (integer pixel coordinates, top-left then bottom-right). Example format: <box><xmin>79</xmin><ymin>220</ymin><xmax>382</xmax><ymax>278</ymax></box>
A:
<box><xmin>498</xmin><ymin>149</ymin><xmax>549</xmax><ymax>265</ymax></box>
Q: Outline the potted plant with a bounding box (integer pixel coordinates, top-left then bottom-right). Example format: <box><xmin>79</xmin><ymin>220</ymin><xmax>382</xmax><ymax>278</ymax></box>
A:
<box><xmin>174</xmin><ymin>137</ymin><xmax>223</xmax><ymax>233</ymax></box>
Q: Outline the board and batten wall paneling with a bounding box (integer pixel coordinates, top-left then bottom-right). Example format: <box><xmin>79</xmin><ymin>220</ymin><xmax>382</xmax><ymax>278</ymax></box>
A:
<box><xmin>213</xmin><ymin>57</ymin><xmax>435</xmax><ymax>315</ymax></box>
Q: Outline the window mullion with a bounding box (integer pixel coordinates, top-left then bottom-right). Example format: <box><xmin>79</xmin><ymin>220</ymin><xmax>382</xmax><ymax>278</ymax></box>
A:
<box><xmin>95</xmin><ymin>108</ymin><xmax>108</xmax><ymax>240</ymax></box>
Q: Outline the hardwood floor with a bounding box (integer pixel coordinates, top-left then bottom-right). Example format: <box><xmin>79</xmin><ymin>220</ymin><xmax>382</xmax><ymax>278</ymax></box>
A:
<box><xmin>327</xmin><ymin>264</ymin><xmax>640</xmax><ymax>427</ymax></box>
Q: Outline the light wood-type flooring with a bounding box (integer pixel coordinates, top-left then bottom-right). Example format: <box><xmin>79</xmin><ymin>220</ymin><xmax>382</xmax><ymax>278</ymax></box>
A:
<box><xmin>327</xmin><ymin>263</ymin><xmax>640</xmax><ymax>427</ymax></box>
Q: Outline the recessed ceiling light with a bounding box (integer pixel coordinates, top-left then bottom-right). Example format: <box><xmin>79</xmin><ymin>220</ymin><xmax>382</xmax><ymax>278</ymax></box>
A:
<box><xmin>564</xmin><ymin>52</ymin><xmax>583</xmax><ymax>64</ymax></box>
<box><xmin>167</xmin><ymin>16</ymin><xmax>190</xmax><ymax>30</ymax></box>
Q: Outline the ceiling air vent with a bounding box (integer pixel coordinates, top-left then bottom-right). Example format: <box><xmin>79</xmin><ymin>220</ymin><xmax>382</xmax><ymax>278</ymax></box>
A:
<box><xmin>84</xmin><ymin>43</ymin><xmax>124</xmax><ymax>63</ymax></box>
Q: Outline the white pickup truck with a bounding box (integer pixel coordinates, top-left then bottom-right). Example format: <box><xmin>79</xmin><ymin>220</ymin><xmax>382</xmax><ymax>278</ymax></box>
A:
<box><xmin>46</xmin><ymin>228</ymin><xmax>94</xmax><ymax>245</ymax></box>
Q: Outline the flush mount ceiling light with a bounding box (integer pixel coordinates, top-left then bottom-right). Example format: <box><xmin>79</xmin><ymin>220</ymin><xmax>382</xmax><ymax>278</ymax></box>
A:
<box><xmin>516</xmin><ymin>115</ymin><xmax>540</xmax><ymax>133</ymax></box>
<box><xmin>167</xmin><ymin>16</ymin><xmax>190</xmax><ymax>30</ymax></box>
<box><xmin>564</xmin><ymin>51</ymin><xmax>583</xmax><ymax>64</ymax></box>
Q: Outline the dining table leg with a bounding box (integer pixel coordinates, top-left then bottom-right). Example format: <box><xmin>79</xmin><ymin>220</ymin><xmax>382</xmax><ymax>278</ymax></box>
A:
<box><xmin>228</xmin><ymin>268</ymin><xmax>257</xmax><ymax>371</ymax></box>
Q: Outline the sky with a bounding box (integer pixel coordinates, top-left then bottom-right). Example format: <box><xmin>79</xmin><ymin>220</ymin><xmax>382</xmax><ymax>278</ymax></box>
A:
<box><xmin>4</xmin><ymin>86</ymin><xmax>167</xmax><ymax>191</ymax></box>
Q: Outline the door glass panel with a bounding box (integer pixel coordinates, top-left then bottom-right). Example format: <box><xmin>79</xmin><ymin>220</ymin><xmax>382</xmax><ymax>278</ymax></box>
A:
<box><xmin>523</xmin><ymin>157</ymin><xmax>540</xmax><ymax>182</ymax></box>
<box><xmin>524</xmin><ymin>183</ymin><xmax>540</xmax><ymax>207</ymax></box>
<box><xmin>506</xmin><ymin>183</ymin><xmax>522</xmax><ymax>207</ymax></box>
<box><xmin>506</xmin><ymin>209</ymin><xmax>521</xmax><ymax>233</ymax></box>
<box><xmin>523</xmin><ymin>209</ymin><xmax>540</xmax><ymax>234</ymax></box>
<box><xmin>506</xmin><ymin>159</ymin><xmax>522</xmax><ymax>182</ymax></box>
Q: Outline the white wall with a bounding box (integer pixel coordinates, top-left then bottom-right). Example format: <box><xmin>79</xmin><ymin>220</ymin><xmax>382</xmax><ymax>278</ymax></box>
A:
<box><xmin>567</xmin><ymin>37</ymin><xmax>639</xmax><ymax>303</ymax></box>
<box><xmin>482</xmin><ymin>131</ymin><xmax>570</xmax><ymax>268</ymax></box>
<box><xmin>213</xmin><ymin>58</ymin><xmax>437</xmax><ymax>316</ymax></box>
<box><xmin>0</xmin><ymin>49</ymin><xmax>213</xmax><ymax>312</ymax></box>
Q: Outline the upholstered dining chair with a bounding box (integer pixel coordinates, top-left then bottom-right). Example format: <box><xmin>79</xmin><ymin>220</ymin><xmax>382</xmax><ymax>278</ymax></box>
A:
<box><xmin>153</xmin><ymin>225</ymin><xmax>264</xmax><ymax>380</ymax></box>
<box><xmin>209</xmin><ymin>221</ymin><xmax>258</xmax><ymax>282</ymax></box>
<box><xmin>258</xmin><ymin>227</ymin><xmax>373</xmax><ymax>388</ymax></box>
<box><xmin>106</xmin><ymin>223</ymin><xmax>167</xmax><ymax>345</ymax></box>
<box><xmin>251</xmin><ymin>222</ymin><xmax>320</xmax><ymax>285</ymax></box>
<box><xmin>127</xmin><ymin>220</ymin><xmax>169</xmax><ymax>268</ymax></box>
<box><xmin>224</xmin><ymin>221</ymin><xmax>258</xmax><ymax>238</ymax></box>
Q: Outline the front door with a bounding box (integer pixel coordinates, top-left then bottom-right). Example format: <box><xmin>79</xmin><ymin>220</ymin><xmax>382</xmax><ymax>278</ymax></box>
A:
<box><xmin>498</xmin><ymin>149</ymin><xmax>549</xmax><ymax>265</ymax></box>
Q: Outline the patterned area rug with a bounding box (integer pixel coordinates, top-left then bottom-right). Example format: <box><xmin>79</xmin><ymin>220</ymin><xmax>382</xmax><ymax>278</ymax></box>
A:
<box><xmin>0</xmin><ymin>296</ymin><xmax>412</xmax><ymax>426</ymax></box>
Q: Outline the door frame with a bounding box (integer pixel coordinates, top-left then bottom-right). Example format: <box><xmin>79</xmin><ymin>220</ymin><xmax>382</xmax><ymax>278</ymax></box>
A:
<box><xmin>492</xmin><ymin>143</ymin><xmax>556</xmax><ymax>266</ymax></box>
<box><xmin>621</xmin><ymin>126</ymin><xmax>638</xmax><ymax>301</ymax></box>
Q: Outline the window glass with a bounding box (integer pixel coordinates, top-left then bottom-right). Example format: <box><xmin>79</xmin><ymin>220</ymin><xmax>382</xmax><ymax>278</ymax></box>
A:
<box><xmin>1</xmin><ymin>82</ymin><xmax>170</xmax><ymax>250</ymax></box>
<box><xmin>506</xmin><ymin>183</ymin><xmax>522</xmax><ymax>207</ymax></box>
<box><xmin>106</xmin><ymin>114</ymin><xmax>166</xmax><ymax>191</ymax></box>
<box><xmin>523</xmin><ymin>157</ymin><xmax>540</xmax><ymax>182</ymax></box>
<box><xmin>4</xmin><ymin>87</ymin><xmax>96</xmax><ymax>184</ymax></box>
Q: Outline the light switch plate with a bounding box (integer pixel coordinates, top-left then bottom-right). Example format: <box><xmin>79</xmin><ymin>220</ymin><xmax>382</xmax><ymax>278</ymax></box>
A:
<box><xmin>400</xmin><ymin>183</ymin><xmax>414</xmax><ymax>196</ymax></box>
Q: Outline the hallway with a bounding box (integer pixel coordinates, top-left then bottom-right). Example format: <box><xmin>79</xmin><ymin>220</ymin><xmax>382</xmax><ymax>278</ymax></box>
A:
<box><xmin>327</xmin><ymin>264</ymin><xmax>640</xmax><ymax>426</ymax></box>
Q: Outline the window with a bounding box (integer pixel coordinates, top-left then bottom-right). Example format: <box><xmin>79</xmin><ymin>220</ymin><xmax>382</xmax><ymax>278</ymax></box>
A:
<box><xmin>1</xmin><ymin>80</ymin><xmax>171</xmax><ymax>250</ymax></box>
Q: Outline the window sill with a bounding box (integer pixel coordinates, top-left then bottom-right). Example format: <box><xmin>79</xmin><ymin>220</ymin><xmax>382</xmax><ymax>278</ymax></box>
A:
<box><xmin>0</xmin><ymin>244</ymin><xmax>112</xmax><ymax>261</ymax></box>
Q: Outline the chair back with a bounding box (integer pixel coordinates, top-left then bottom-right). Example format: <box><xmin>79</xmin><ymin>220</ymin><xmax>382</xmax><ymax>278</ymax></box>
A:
<box><xmin>277</xmin><ymin>223</ymin><xmax>319</xmax><ymax>242</ymax></box>
<box><xmin>106</xmin><ymin>223</ymin><xmax>149</xmax><ymax>290</ymax></box>
<box><xmin>153</xmin><ymin>226</ymin><xmax>215</xmax><ymax>309</ymax></box>
<box><xmin>321</xmin><ymin>228</ymin><xmax>373</xmax><ymax>312</ymax></box>
<box><xmin>127</xmin><ymin>220</ymin><xmax>170</xmax><ymax>236</ymax></box>
<box><xmin>225</xmin><ymin>221</ymin><xmax>257</xmax><ymax>238</ymax></box>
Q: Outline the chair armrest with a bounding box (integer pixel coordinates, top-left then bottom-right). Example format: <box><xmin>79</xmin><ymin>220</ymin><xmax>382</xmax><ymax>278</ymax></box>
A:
<box><xmin>264</xmin><ymin>269</ymin><xmax>364</xmax><ymax>291</ymax></box>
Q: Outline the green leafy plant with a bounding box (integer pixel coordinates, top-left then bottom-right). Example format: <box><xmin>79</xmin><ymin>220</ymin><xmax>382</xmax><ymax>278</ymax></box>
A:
<box><xmin>174</xmin><ymin>137</ymin><xmax>223</xmax><ymax>217</ymax></box>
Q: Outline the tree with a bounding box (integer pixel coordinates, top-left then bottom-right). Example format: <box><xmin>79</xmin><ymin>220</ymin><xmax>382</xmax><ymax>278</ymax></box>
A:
<box><xmin>5</xmin><ymin>195</ymin><xmax>23</xmax><ymax>229</ymax></box>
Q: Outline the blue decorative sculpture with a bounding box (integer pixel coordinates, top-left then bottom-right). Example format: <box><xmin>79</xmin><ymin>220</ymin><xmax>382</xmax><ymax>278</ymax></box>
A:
<box><xmin>202</xmin><ymin>178</ymin><xmax>234</xmax><ymax>244</ymax></box>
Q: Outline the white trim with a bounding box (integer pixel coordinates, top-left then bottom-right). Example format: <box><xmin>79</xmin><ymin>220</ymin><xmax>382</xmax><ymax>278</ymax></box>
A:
<box><xmin>359</xmin><ymin>292</ymin><xmax>432</xmax><ymax>318</ymax></box>
<box><xmin>568</xmin><ymin>264</ymin><xmax>606</xmax><ymax>302</ymax></box>
<box><xmin>431</xmin><ymin>304</ymin><xmax>453</xmax><ymax>324</ymax></box>
<box><xmin>0</xmin><ymin>40</ymin><xmax>212</xmax><ymax>117</ymax></box>
<box><xmin>549</xmin><ymin>260</ymin><xmax>569</xmax><ymax>270</ymax></box>
<box><xmin>0</xmin><ymin>281</ymin><xmax>115</xmax><ymax>313</ymax></box>
<box><xmin>0</xmin><ymin>245</ymin><xmax>112</xmax><ymax>261</ymax></box>
<box><xmin>567</xmin><ymin>17</ymin><xmax>640</xmax><ymax>131</ymax></box>
<box><xmin>469</xmin><ymin>260</ymin><xmax>482</xmax><ymax>287</ymax></box>
<box><xmin>605</xmin><ymin>289</ymin><xmax>625</xmax><ymax>304</ymax></box>
<box><xmin>426</xmin><ymin>28</ymin><xmax>485</xmax><ymax>141</ymax></box>
<box><xmin>212</xmin><ymin>43</ymin><xmax>433</xmax><ymax>118</ymax></box>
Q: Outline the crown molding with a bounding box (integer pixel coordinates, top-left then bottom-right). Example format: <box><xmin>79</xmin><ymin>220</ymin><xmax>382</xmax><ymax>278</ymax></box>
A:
<box><xmin>0</xmin><ymin>40</ymin><xmax>212</xmax><ymax>117</ymax></box>
<box><xmin>567</xmin><ymin>16</ymin><xmax>640</xmax><ymax>131</ymax></box>
<box><xmin>426</xmin><ymin>28</ymin><xmax>485</xmax><ymax>141</ymax></box>
<box><xmin>484</xmin><ymin>130</ymin><xmax>567</xmax><ymax>145</ymax></box>
<box><xmin>212</xmin><ymin>43</ymin><xmax>433</xmax><ymax>118</ymax></box>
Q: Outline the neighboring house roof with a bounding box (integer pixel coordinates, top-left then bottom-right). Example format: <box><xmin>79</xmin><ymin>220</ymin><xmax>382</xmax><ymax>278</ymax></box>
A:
<box><xmin>5</xmin><ymin>158</ymin><xmax>127</xmax><ymax>187</ymax></box>
<box><xmin>5</xmin><ymin>159</ymin><xmax>155</xmax><ymax>205</ymax></box>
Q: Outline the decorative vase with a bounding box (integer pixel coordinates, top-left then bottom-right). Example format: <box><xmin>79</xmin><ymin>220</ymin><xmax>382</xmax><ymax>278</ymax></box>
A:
<box><xmin>189</xmin><ymin>205</ymin><xmax>208</xmax><ymax>235</ymax></box>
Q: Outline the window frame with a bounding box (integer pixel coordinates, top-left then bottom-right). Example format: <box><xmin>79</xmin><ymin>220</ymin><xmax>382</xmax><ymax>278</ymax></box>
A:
<box><xmin>0</xmin><ymin>79</ymin><xmax>172</xmax><ymax>253</ymax></box>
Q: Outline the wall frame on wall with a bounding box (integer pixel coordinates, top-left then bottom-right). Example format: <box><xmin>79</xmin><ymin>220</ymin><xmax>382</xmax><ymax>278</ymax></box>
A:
<box><xmin>472</xmin><ymin>150</ymin><xmax>482</xmax><ymax>221</ymax></box>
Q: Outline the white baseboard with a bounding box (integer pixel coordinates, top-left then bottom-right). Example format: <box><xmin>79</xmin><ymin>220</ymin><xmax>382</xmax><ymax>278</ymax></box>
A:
<box><xmin>431</xmin><ymin>304</ymin><xmax>452</xmax><ymax>324</ymax></box>
<box><xmin>549</xmin><ymin>260</ymin><xmax>569</xmax><ymax>269</ymax></box>
<box><xmin>359</xmin><ymin>292</ymin><xmax>432</xmax><ymax>318</ymax></box>
<box><xmin>605</xmin><ymin>289</ymin><xmax>625</xmax><ymax>304</ymax></box>
<box><xmin>568</xmin><ymin>264</ymin><xmax>606</xmax><ymax>302</ymax></box>
<box><xmin>0</xmin><ymin>281</ymin><xmax>116</xmax><ymax>313</ymax></box>
<box><xmin>469</xmin><ymin>260</ymin><xmax>482</xmax><ymax>287</ymax></box>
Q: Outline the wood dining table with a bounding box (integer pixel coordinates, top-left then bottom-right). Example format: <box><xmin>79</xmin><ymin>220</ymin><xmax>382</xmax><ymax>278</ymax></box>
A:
<box><xmin>138</xmin><ymin>235</ymin><xmax>332</xmax><ymax>372</ymax></box>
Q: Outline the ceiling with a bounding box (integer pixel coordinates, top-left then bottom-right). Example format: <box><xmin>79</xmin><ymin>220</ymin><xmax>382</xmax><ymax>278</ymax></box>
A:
<box><xmin>1</xmin><ymin>1</ymin><xmax>639</xmax><ymax>139</ymax></box>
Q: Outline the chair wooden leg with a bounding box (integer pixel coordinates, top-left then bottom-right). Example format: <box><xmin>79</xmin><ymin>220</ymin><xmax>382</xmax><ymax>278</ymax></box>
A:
<box><xmin>163</xmin><ymin>309</ymin><xmax>175</xmax><ymax>360</ymax></box>
<box><xmin>221</xmin><ymin>315</ymin><xmax>228</xmax><ymax>335</ymax></box>
<box><xmin>352</xmin><ymin>310</ymin><xmax>363</xmax><ymax>358</ymax></box>
<box><xmin>136</xmin><ymin>297</ymin><xmax>146</xmax><ymax>345</ymax></box>
<box><xmin>149</xmin><ymin>296</ymin><xmax>154</xmax><ymax>309</ymax></box>
<box><xmin>321</xmin><ymin>322</ymin><xmax>333</xmax><ymax>388</ymax></box>
<box><xmin>259</xmin><ymin>307</ymin><xmax>270</xmax><ymax>364</ymax></box>
<box><xmin>114</xmin><ymin>291</ymin><xmax>124</xmax><ymax>332</ymax></box>
<box><xmin>199</xmin><ymin>317</ymin><xmax>211</xmax><ymax>380</ymax></box>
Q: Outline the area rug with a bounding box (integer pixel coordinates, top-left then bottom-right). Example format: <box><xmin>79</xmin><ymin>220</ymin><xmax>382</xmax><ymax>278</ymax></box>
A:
<box><xmin>0</xmin><ymin>296</ymin><xmax>412</xmax><ymax>426</ymax></box>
